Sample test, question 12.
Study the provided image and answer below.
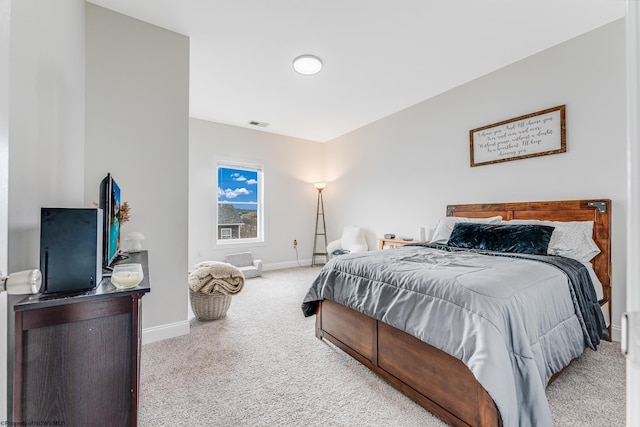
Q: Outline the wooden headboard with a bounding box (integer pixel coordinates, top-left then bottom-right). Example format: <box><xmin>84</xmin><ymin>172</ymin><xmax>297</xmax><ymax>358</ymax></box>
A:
<box><xmin>445</xmin><ymin>199</ymin><xmax>612</xmax><ymax>313</ymax></box>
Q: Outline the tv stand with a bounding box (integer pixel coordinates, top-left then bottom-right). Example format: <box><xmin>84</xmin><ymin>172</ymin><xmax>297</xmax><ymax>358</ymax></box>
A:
<box><xmin>12</xmin><ymin>251</ymin><xmax>150</xmax><ymax>426</ymax></box>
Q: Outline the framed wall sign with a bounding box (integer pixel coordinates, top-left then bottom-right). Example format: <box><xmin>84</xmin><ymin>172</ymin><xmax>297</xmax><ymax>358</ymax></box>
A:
<box><xmin>469</xmin><ymin>105</ymin><xmax>566</xmax><ymax>167</ymax></box>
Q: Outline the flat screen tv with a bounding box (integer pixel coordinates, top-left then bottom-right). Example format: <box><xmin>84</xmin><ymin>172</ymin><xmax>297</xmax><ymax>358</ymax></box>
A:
<box><xmin>99</xmin><ymin>173</ymin><xmax>121</xmax><ymax>268</ymax></box>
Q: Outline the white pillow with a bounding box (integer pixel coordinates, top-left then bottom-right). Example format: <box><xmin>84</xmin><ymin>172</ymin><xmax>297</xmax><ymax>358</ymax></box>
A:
<box><xmin>503</xmin><ymin>219</ymin><xmax>600</xmax><ymax>262</ymax></box>
<box><xmin>430</xmin><ymin>216</ymin><xmax>502</xmax><ymax>244</ymax></box>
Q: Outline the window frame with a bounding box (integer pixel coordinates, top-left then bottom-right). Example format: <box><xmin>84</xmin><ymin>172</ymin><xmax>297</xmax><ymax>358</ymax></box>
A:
<box><xmin>216</xmin><ymin>161</ymin><xmax>264</xmax><ymax>245</ymax></box>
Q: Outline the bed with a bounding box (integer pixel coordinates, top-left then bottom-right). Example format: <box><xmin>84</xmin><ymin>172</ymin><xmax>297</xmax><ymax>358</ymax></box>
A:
<box><xmin>302</xmin><ymin>199</ymin><xmax>611</xmax><ymax>427</ymax></box>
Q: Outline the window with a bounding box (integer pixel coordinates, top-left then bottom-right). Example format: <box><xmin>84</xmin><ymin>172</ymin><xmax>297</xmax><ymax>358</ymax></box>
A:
<box><xmin>217</xmin><ymin>162</ymin><xmax>263</xmax><ymax>244</ymax></box>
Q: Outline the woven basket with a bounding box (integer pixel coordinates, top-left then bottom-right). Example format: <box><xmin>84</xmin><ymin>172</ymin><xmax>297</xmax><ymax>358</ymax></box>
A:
<box><xmin>189</xmin><ymin>289</ymin><xmax>232</xmax><ymax>321</ymax></box>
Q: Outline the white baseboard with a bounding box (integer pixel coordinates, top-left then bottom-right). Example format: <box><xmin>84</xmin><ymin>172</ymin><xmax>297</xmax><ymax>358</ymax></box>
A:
<box><xmin>263</xmin><ymin>259</ymin><xmax>313</xmax><ymax>271</ymax></box>
<box><xmin>611</xmin><ymin>324</ymin><xmax>622</xmax><ymax>343</ymax></box>
<box><xmin>142</xmin><ymin>319</ymin><xmax>190</xmax><ymax>344</ymax></box>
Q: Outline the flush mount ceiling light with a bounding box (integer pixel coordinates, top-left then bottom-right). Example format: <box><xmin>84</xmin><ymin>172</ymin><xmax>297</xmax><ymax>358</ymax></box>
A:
<box><xmin>293</xmin><ymin>54</ymin><xmax>323</xmax><ymax>75</ymax></box>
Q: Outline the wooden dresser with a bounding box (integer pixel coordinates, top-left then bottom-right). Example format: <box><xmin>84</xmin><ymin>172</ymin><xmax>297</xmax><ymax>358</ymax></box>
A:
<box><xmin>12</xmin><ymin>251</ymin><xmax>150</xmax><ymax>426</ymax></box>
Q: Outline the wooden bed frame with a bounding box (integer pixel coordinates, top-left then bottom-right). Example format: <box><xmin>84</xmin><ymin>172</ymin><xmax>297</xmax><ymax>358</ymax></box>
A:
<box><xmin>314</xmin><ymin>199</ymin><xmax>611</xmax><ymax>427</ymax></box>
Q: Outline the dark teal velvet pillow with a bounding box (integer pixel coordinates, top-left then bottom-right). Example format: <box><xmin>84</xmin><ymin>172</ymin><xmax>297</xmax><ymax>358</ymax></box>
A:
<box><xmin>447</xmin><ymin>223</ymin><xmax>555</xmax><ymax>255</ymax></box>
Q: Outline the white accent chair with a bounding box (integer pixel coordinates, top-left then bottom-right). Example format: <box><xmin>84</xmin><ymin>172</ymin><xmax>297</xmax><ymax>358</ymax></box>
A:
<box><xmin>224</xmin><ymin>252</ymin><xmax>263</xmax><ymax>278</ymax></box>
<box><xmin>327</xmin><ymin>225</ymin><xmax>368</xmax><ymax>258</ymax></box>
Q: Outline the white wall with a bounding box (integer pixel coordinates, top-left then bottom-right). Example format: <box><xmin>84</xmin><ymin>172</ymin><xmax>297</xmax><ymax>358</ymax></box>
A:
<box><xmin>4</xmin><ymin>0</ymin><xmax>87</xmax><ymax>417</ymax></box>
<box><xmin>189</xmin><ymin>119</ymin><xmax>324</xmax><ymax>269</ymax></box>
<box><xmin>85</xmin><ymin>4</ymin><xmax>190</xmax><ymax>343</ymax></box>
<box><xmin>324</xmin><ymin>20</ymin><xmax>627</xmax><ymax>340</ymax></box>
<box><xmin>8</xmin><ymin>0</ymin><xmax>86</xmax><ymax>271</ymax></box>
<box><xmin>627</xmin><ymin>3</ymin><xmax>640</xmax><ymax>425</ymax></box>
<box><xmin>0</xmin><ymin>0</ymin><xmax>9</xmax><ymax>419</ymax></box>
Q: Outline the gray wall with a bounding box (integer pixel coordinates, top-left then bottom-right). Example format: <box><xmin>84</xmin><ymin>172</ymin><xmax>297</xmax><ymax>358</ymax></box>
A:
<box><xmin>3</xmin><ymin>0</ymin><xmax>87</xmax><ymax>417</ymax></box>
<box><xmin>323</xmin><ymin>20</ymin><xmax>627</xmax><ymax>339</ymax></box>
<box><xmin>85</xmin><ymin>4</ymin><xmax>190</xmax><ymax>342</ymax></box>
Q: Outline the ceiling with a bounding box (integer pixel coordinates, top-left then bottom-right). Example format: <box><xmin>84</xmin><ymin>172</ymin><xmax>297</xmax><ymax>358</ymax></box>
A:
<box><xmin>88</xmin><ymin>1</ymin><xmax>626</xmax><ymax>142</ymax></box>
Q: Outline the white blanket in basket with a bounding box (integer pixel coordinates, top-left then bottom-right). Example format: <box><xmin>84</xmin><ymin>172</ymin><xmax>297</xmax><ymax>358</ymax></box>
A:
<box><xmin>188</xmin><ymin>261</ymin><xmax>245</xmax><ymax>295</ymax></box>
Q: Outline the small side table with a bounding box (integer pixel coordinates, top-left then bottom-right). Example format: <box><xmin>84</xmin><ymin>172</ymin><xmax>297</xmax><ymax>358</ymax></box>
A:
<box><xmin>378</xmin><ymin>238</ymin><xmax>429</xmax><ymax>250</ymax></box>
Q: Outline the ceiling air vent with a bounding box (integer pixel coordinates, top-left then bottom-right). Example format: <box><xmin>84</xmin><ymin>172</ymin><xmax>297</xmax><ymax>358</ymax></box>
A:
<box><xmin>248</xmin><ymin>120</ymin><xmax>269</xmax><ymax>128</ymax></box>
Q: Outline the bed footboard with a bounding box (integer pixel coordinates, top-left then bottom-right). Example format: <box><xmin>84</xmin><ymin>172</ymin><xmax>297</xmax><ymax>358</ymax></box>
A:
<box><xmin>316</xmin><ymin>300</ymin><xmax>501</xmax><ymax>427</ymax></box>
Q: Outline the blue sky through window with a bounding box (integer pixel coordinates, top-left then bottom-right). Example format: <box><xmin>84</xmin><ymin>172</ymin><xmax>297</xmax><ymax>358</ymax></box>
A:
<box><xmin>217</xmin><ymin>167</ymin><xmax>258</xmax><ymax>210</ymax></box>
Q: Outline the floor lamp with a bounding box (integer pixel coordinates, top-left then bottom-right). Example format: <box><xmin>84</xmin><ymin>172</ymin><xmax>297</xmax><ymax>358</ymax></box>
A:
<box><xmin>312</xmin><ymin>182</ymin><xmax>327</xmax><ymax>265</ymax></box>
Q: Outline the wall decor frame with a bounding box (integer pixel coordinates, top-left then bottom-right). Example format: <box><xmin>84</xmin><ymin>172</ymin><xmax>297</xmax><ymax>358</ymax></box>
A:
<box><xmin>469</xmin><ymin>105</ymin><xmax>566</xmax><ymax>167</ymax></box>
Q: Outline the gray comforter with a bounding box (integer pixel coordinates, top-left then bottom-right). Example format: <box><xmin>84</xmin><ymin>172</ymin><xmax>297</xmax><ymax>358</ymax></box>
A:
<box><xmin>302</xmin><ymin>245</ymin><xmax>607</xmax><ymax>427</ymax></box>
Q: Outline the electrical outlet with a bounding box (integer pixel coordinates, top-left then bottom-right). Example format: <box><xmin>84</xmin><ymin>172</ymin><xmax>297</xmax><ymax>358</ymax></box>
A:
<box><xmin>293</xmin><ymin>239</ymin><xmax>298</xmax><ymax>249</ymax></box>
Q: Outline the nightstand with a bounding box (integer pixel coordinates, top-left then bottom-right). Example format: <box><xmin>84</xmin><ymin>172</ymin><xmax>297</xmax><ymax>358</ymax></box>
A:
<box><xmin>378</xmin><ymin>238</ymin><xmax>429</xmax><ymax>250</ymax></box>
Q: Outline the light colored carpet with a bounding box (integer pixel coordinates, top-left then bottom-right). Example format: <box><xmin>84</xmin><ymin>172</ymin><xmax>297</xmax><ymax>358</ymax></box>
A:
<box><xmin>139</xmin><ymin>266</ymin><xmax>626</xmax><ymax>426</ymax></box>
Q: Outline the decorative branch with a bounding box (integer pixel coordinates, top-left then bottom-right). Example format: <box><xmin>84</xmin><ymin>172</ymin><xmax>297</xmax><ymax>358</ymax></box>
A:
<box><xmin>119</xmin><ymin>201</ymin><xmax>131</xmax><ymax>224</ymax></box>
